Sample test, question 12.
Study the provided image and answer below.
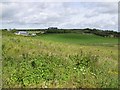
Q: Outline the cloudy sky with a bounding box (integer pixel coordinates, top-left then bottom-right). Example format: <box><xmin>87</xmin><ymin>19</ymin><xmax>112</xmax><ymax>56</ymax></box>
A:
<box><xmin>1</xmin><ymin>0</ymin><xmax>118</xmax><ymax>31</ymax></box>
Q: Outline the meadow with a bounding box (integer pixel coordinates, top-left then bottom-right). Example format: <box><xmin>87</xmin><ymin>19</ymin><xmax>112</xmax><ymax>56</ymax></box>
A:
<box><xmin>2</xmin><ymin>31</ymin><xmax>118</xmax><ymax>88</ymax></box>
<box><xmin>36</xmin><ymin>33</ymin><xmax>118</xmax><ymax>46</ymax></box>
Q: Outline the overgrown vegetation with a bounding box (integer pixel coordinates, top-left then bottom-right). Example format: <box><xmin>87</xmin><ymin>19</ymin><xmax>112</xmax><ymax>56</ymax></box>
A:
<box><xmin>2</xmin><ymin>30</ymin><xmax>118</xmax><ymax>88</ymax></box>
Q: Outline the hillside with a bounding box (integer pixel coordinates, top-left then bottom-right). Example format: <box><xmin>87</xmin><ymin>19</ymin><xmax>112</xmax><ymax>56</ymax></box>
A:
<box><xmin>2</xmin><ymin>30</ymin><xmax>118</xmax><ymax>88</ymax></box>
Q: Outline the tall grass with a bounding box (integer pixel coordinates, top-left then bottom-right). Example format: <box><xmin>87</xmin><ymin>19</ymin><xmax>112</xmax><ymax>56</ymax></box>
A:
<box><xmin>2</xmin><ymin>31</ymin><xmax>118</xmax><ymax>88</ymax></box>
<box><xmin>0</xmin><ymin>30</ymin><xmax>2</xmax><ymax>89</ymax></box>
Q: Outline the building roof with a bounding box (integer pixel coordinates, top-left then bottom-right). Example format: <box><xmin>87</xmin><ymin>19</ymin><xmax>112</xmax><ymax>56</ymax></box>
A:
<box><xmin>18</xmin><ymin>31</ymin><xmax>27</xmax><ymax>34</ymax></box>
<box><xmin>48</xmin><ymin>27</ymin><xmax>58</xmax><ymax>29</ymax></box>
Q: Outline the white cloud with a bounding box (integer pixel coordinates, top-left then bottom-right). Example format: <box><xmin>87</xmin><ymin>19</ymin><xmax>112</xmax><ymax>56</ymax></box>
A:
<box><xmin>1</xmin><ymin>2</ymin><xmax>118</xmax><ymax>31</ymax></box>
<box><xmin>1</xmin><ymin>0</ymin><xmax>119</xmax><ymax>2</ymax></box>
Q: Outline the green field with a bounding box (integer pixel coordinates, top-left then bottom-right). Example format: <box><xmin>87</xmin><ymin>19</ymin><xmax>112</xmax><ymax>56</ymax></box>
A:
<box><xmin>36</xmin><ymin>33</ymin><xmax>118</xmax><ymax>46</ymax></box>
<box><xmin>2</xmin><ymin>31</ymin><xmax>118</xmax><ymax>88</ymax></box>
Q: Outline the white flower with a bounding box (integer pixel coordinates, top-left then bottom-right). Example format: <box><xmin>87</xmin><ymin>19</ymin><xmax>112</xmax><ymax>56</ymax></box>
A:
<box><xmin>82</xmin><ymin>72</ymin><xmax>85</xmax><ymax>75</ymax></box>
<box><xmin>91</xmin><ymin>73</ymin><xmax>96</xmax><ymax>76</ymax></box>
<box><xmin>74</xmin><ymin>67</ymin><xmax>76</xmax><ymax>70</ymax></box>
<box><xmin>45</xmin><ymin>86</ymin><xmax>47</xmax><ymax>88</ymax></box>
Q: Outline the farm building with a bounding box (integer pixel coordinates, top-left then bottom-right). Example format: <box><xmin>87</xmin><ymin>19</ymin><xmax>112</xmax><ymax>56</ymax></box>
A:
<box><xmin>15</xmin><ymin>31</ymin><xmax>28</xmax><ymax>36</ymax></box>
<box><xmin>31</xmin><ymin>33</ymin><xmax>36</xmax><ymax>36</ymax></box>
<box><xmin>48</xmin><ymin>27</ymin><xmax>58</xmax><ymax>30</ymax></box>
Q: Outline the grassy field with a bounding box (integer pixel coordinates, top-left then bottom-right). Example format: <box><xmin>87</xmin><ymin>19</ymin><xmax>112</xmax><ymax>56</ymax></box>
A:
<box><xmin>2</xmin><ymin>31</ymin><xmax>118</xmax><ymax>88</ymax></box>
<box><xmin>36</xmin><ymin>33</ymin><xmax>118</xmax><ymax>46</ymax></box>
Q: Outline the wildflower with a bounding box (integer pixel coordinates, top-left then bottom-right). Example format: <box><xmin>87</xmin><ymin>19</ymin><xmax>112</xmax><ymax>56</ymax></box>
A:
<box><xmin>82</xmin><ymin>72</ymin><xmax>85</xmax><ymax>75</ymax></box>
<box><xmin>45</xmin><ymin>86</ymin><xmax>47</xmax><ymax>88</ymax></box>
<box><xmin>91</xmin><ymin>73</ymin><xmax>96</xmax><ymax>76</ymax></box>
<box><xmin>74</xmin><ymin>67</ymin><xmax>76</xmax><ymax>70</ymax></box>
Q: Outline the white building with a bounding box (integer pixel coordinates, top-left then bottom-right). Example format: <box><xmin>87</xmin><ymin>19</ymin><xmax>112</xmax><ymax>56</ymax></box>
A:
<box><xmin>15</xmin><ymin>31</ymin><xmax>28</xmax><ymax>36</ymax></box>
<box><xmin>31</xmin><ymin>33</ymin><xmax>36</xmax><ymax>36</ymax></box>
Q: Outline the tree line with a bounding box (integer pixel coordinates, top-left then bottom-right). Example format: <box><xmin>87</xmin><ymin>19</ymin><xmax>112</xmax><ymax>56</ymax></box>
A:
<box><xmin>2</xmin><ymin>28</ymin><xmax>120</xmax><ymax>38</ymax></box>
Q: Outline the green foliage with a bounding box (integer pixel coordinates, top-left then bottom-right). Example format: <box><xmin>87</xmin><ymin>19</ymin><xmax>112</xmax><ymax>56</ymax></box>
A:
<box><xmin>2</xmin><ymin>30</ymin><xmax>14</xmax><ymax>36</ymax></box>
<box><xmin>2</xmin><ymin>31</ymin><xmax>118</xmax><ymax>88</ymax></box>
<box><xmin>45</xmin><ymin>28</ymin><xmax>120</xmax><ymax>38</ymax></box>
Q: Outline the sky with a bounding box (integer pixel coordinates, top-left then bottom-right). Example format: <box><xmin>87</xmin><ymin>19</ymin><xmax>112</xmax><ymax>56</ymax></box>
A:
<box><xmin>0</xmin><ymin>0</ymin><xmax>119</xmax><ymax>31</ymax></box>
